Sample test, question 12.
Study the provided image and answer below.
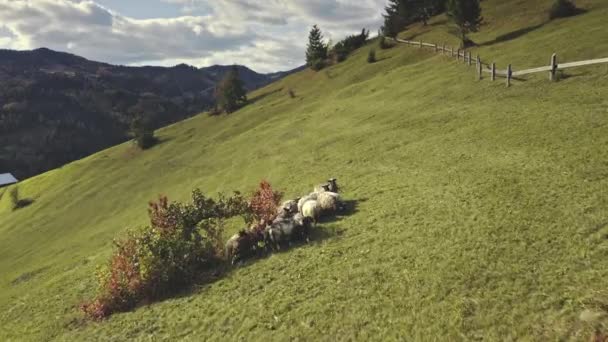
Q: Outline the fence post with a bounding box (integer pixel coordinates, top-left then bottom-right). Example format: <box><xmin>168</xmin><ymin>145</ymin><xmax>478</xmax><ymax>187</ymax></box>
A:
<box><xmin>419</xmin><ymin>41</ymin><xmax>423</xmax><ymax>48</ymax></box>
<box><xmin>457</xmin><ymin>49</ymin><xmax>461</xmax><ymax>60</ymax></box>
<box><xmin>507</xmin><ymin>64</ymin><xmax>512</xmax><ymax>87</ymax></box>
<box><xmin>477</xmin><ymin>55</ymin><xmax>482</xmax><ymax>80</ymax></box>
<box><xmin>442</xmin><ymin>43</ymin><xmax>445</xmax><ymax>55</ymax></box>
<box><xmin>450</xmin><ymin>47</ymin><xmax>454</xmax><ymax>57</ymax></box>
<box><xmin>434</xmin><ymin>44</ymin><xmax>437</xmax><ymax>53</ymax></box>
<box><xmin>468</xmin><ymin>52</ymin><xmax>472</xmax><ymax>66</ymax></box>
<box><xmin>550</xmin><ymin>53</ymin><xmax>557</xmax><ymax>81</ymax></box>
<box><xmin>491</xmin><ymin>63</ymin><xmax>496</xmax><ymax>81</ymax></box>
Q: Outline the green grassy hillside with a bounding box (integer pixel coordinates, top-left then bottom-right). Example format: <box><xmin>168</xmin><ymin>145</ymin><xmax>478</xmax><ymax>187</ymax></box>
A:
<box><xmin>2</xmin><ymin>0</ymin><xmax>608</xmax><ymax>340</ymax></box>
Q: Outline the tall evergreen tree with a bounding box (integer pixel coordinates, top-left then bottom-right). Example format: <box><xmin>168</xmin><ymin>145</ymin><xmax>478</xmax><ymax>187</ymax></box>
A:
<box><xmin>446</xmin><ymin>0</ymin><xmax>483</xmax><ymax>47</ymax></box>
<box><xmin>305</xmin><ymin>25</ymin><xmax>328</xmax><ymax>70</ymax></box>
<box><xmin>381</xmin><ymin>0</ymin><xmax>405</xmax><ymax>38</ymax></box>
<box><xmin>214</xmin><ymin>66</ymin><xmax>247</xmax><ymax>114</ymax></box>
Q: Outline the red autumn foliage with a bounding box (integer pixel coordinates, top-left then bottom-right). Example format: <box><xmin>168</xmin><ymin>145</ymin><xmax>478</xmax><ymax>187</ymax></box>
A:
<box><xmin>80</xmin><ymin>237</ymin><xmax>142</xmax><ymax>320</ymax></box>
<box><xmin>82</xmin><ymin>184</ymin><xmax>284</xmax><ymax>321</ymax></box>
<box><xmin>248</xmin><ymin>180</ymin><xmax>283</xmax><ymax>227</ymax></box>
<box><xmin>147</xmin><ymin>195</ymin><xmax>178</xmax><ymax>233</ymax></box>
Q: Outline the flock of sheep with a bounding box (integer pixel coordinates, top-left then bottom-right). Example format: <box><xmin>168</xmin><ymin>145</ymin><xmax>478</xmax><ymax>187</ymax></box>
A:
<box><xmin>225</xmin><ymin>178</ymin><xmax>343</xmax><ymax>265</ymax></box>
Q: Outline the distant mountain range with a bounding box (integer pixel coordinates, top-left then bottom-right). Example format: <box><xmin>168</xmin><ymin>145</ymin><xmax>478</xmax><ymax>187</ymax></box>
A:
<box><xmin>0</xmin><ymin>48</ymin><xmax>303</xmax><ymax>179</ymax></box>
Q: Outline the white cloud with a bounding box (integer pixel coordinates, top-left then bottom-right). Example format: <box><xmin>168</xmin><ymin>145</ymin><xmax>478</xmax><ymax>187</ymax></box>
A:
<box><xmin>0</xmin><ymin>0</ymin><xmax>385</xmax><ymax>72</ymax></box>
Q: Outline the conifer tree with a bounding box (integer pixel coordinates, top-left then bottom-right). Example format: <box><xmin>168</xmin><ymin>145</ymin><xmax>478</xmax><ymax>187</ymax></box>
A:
<box><xmin>381</xmin><ymin>0</ymin><xmax>405</xmax><ymax>38</ymax></box>
<box><xmin>305</xmin><ymin>25</ymin><xmax>328</xmax><ymax>70</ymax></box>
<box><xmin>214</xmin><ymin>66</ymin><xmax>247</xmax><ymax>113</ymax></box>
<box><xmin>446</xmin><ymin>0</ymin><xmax>483</xmax><ymax>47</ymax></box>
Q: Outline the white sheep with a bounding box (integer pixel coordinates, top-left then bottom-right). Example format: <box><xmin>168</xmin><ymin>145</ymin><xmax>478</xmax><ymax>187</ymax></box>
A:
<box><xmin>301</xmin><ymin>200</ymin><xmax>321</xmax><ymax>224</ymax></box>
<box><xmin>316</xmin><ymin>191</ymin><xmax>341</xmax><ymax>215</ymax></box>
<box><xmin>313</xmin><ymin>183</ymin><xmax>330</xmax><ymax>193</ymax></box>
<box><xmin>313</xmin><ymin>178</ymin><xmax>339</xmax><ymax>193</ymax></box>
<box><xmin>297</xmin><ymin>192</ymin><xmax>319</xmax><ymax>213</ymax></box>
<box><xmin>282</xmin><ymin>199</ymin><xmax>299</xmax><ymax>214</ymax></box>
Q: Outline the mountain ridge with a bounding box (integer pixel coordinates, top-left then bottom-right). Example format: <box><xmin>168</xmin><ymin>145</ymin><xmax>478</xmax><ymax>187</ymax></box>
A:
<box><xmin>0</xmin><ymin>47</ymin><xmax>303</xmax><ymax>179</ymax></box>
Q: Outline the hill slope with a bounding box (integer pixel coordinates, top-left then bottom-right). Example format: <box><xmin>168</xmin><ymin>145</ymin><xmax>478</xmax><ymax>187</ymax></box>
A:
<box><xmin>1</xmin><ymin>0</ymin><xmax>608</xmax><ymax>340</ymax></box>
<box><xmin>0</xmin><ymin>48</ymin><xmax>299</xmax><ymax>179</ymax></box>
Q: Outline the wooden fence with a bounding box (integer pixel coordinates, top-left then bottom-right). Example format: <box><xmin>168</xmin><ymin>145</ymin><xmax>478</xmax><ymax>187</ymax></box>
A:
<box><xmin>390</xmin><ymin>37</ymin><xmax>608</xmax><ymax>87</ymax></box>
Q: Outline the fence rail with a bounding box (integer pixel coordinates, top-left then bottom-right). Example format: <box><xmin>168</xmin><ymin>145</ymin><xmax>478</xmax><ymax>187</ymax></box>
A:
<box><xmin>390</xmin><ymin>37</ymin><xmax>608</xmax><ymax>87</ymax></box>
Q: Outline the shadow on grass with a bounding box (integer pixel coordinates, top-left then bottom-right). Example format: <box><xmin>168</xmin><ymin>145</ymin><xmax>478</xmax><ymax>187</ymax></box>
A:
<box><xmin>430</xmin><ymin>19</ymin><xmax>448</xmax><ymax>26</ymax></box>
<box><xmin>171</xmin><ymin>198</ymin><xmax>365</xmax><ymax>300</ymax></box>
<box><xmin>376</xmin><ymin>56</ymin><xmax>393</xmax><ymax>62</ymax></box>
<box><xmin>153</xmin><ymin>136</ymin><xmax>173</xmax><ymax>147</ymax></box>
<box><xmin>14</xmin><ymin>198</ymin><xmax>34</xmax><ymax>210</ymax></box>
<box><xmin>479</xmin><ymin>22</ymin><xmax>548</xmax><ymax>47</ymax></box>
<box><xmin>248</xmin><ymin>87</ymin><xmax>284</xmax><ymax>105</ymax></box>
<box><xmin>70</xmin><ymin>198</ymin><xmax>364</xmax><ymax>325</ymax></box>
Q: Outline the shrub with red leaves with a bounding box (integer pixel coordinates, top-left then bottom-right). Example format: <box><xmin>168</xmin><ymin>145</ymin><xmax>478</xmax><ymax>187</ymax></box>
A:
<box><xmin>147</xmin><ymin>195</ymin><xmax>178</xmax><ymax>233</ymax></box>
<box><xmin>248</xmin><ymin>180</ymin><xmax>283</xmax><ymax>227</ymax></box>
<box><xmin>81</xmin><ymin>189</ymin><xmax>253</xmax><ymax>320</ymax></box>
<box><xmin>81</xmin><ymin>235</ymin><xmax>143</xmax><ymax>320</ymax></box>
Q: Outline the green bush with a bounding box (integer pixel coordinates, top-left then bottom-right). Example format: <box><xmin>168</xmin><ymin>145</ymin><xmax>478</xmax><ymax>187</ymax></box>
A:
<box><xmin>310</xmin><ymin>58</ymin><xmax>326</xmax><ymax>71</ymax></box>
<box><xmin>367</xmin><ymin>49</ymin><xmax>377</xmax><ymax>64</ymax></box>
<box><xmin>9</xmin><ymin>186</ymin><xmax>19</xmax><ymax>211</ymax></box>
<box><xmin>130</xmin><ymin>114</ymin><xmax>157</xmax><ymax>149</ymax></box>
<box><xmin>378</xmin><ymin>36</ymin><xmax>392</xmax><ymax>50</ymax></box>
<box><xmin>8</xmin><ymin>186</ymin><xmax>33</xmax><ymax>211</ymax></box>
<box><xmin>549</xmin><ymin>0</ymin><xmax>581</xmax><ymax>19</ymax></box>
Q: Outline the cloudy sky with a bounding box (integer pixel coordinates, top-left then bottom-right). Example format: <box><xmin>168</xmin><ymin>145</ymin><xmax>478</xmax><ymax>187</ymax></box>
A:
<box><xmin>0</xmin><ymin>0</ymin><xmax>386</xmax><ymax>73</ymax></box>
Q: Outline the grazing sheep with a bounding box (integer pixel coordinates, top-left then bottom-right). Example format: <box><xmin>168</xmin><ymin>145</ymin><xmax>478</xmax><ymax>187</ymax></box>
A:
<box><xmin>297</xmin><ymin>192</ymin><xmax>319</xmax><ymax>213</ymax></box>
<box><xmin>317</xmin><ymin>191</ymin><xmax>341</xmax><ymax>215</ymax></box>
<box><xmin>327</xmin><ymin>178</ymin><xmax>339</xmax><ymax>193</ymax></box>
<box><xmin>314</xmin><ymin>183</ymin><xmax>330</xmax><ymax>193</ymax></box>
<box><xmin>314</xmin><ymin>178</ymin><xmax>339</xmax><ymax>193</ymax></box>
<box><xmin>276</xmin><ymin>199</ymin><xmax>299</xmax><ymax>216</ymax></box>
<box><xmin>264</xmin><ymin>215</ymin><xmax>313</xmax><ymax>251</ymax></box>
<box><xmin>273</xmin><ymin>207</ymin><xmax>293</xmax><ymax>224</ymax></box>
<box><xmin>301</xmin><ymin>200</ymin><xmax>321</xmax><ymax>224</ymax></box>
<box><xmin>225</xmin><ymin>230</ymin><xmax>260</xmax><ymax>265</ymax></box>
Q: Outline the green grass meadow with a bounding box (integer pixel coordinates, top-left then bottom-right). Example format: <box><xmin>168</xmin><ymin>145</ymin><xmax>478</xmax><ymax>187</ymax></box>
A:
<box><xmin>1</xmin><ymin>0</ymin><xmax>608</xmax><ymax>340</ymax></box>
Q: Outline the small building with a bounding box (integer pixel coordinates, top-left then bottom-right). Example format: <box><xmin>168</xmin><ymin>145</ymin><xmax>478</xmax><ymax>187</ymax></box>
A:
<box><xmin>0</xmin><ymin>173</ymin><xmax>18</xmax><ymax>188</ymax></box>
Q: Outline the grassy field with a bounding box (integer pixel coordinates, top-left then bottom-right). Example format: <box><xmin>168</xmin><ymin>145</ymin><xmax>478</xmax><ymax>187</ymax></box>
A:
<box><xmin>1</xmin><ymin>0</ymin><xmax>608</xmax><ymax>340</ymax></box>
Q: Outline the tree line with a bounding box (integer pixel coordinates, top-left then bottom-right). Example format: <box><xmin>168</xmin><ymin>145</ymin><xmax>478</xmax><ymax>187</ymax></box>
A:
<box><xmin>305</xmin><ymin>0</ymin><xmax>579</xmax><ymax>69</ymax></box>
<box><xmin>383</xmin><ymin>0</ymin><xmax>482</xmax><ymax>47</ymax></box>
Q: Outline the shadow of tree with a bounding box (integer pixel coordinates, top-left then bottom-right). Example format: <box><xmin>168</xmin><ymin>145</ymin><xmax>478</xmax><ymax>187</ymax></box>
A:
<box><xmin>15</xmin><ymin>198</ymin><xmax>34</xmax><ymax>209</ymax></box>
<box><xmin>376</xmin><ymin>56</ymin><xmax>393</xmax><ymax>62</ymax></box>
<box><xmin>88</xmin><ymin>197</ymin><xmax>364</xmax><ymax>317</ymax></box>
<box><xmin>479</xmin><ymin>22</ymin><xmax>548</xmax><ymax>47</ymax></box>
<box><xmin>248</xmin><ymin>87</ymin><xmax>284</xmax><ymax>105</ymax></box>
<box><xmin>189</xmin><ymin>198</ymin><xmax>365</xmax><ymax>291</ymax></box>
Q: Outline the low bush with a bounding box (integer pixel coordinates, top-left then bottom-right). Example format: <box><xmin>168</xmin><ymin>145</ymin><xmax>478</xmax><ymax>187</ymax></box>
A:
<box><xmin>81</xmin><ymin>189</ymin><xmax>251</xmax><ymax>320</ymax></box>
<box><xmin>549</xmin><ymin>0</ymin><xmax>582</xmax><ymax>19</ymax></box>
<box><xmin>378</xmin><ymin>36</ymin><xmax>392</xmax><ymax>50</ymax></box>
<box><xmin>9</xmin><ymin>186</ymin><xmax>34</xmax><ymax>211</ymax></box>
<box><xmin>367</xmin><ymin>49</ymin><xmax>377</xmax><ymax>63</ymax></box>
<box><xmin>9</xmin><ymin>186</ymin><xmax>19</xmax><ymax>210</ymax></box>
<box><xmin>288</xmin><ymin>88</ymin><xmax>296</xmax><ymax>99</ymax></box>
<box><xmin>310</xmin><ymin>58</ymin><xmax>326</xmax><ymax>71</ymax></box>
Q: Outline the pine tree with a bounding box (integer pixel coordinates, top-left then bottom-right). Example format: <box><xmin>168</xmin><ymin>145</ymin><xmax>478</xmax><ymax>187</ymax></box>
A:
<box><xmin>446</xmin><ymin>0</ymin><xmax>483</xmax><ymax>47</ymax></box>
<box><xmin>381</xmin><ymin>0</ymin><xmax>404</xmax><ymax>38</ymax></box>
<box><xmin>214</xmin><ymin>66</ymin><xmax>247</xmax><ymax>113</ymax></box>
<box><xmin>306</xmin><ymin>25</ymin><xmax>328</xmax><ymax>70</ymax></box>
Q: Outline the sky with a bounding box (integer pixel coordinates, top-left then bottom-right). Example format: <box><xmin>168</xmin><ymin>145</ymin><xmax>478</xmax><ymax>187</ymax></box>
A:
<box><xmin>0</xmin><ymin>0</ymin><xmax>386</xmax><ymax>73</ymax></box>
